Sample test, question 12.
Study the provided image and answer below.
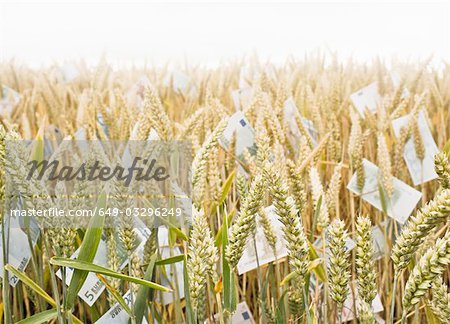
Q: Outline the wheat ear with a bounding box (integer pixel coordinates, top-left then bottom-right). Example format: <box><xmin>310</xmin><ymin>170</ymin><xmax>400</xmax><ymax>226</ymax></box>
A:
<box><xmin>187</xmin><ymin>208</ymin><xmax>219</xmax><ymax>316</ymax></box>
<box><xmin>225</xmin><ymin>174</ymin><xmax>265</xmax><ymax>268</ymax></box>
<box><xmin>358</xmin><ymin>300</ymin><xmax>375</xmax><ymax>324</ymax></box>
<box><xmin>191</xmin><ymin>119</ymin><xmax>227</xmax><ymax>205</ymax></box>
<box><xmin>327</xmin><ymin>219</ymin><xmax>350</xmax><ymax>312</ymax></box>
<box><xmin>402</xmin><ymin>231</ymin><xmax>450</xmax><ymax>314</ymax></box>
<box><xmin>428</xmin><ymin>277</ymin><xmax>450</xmax><ymax>323</ymax></box>
<box><xmin>435</xmin><ymin>151</ymin><xmax>450</xmax><ymax>189</ymax></box>
<box><xmin>310</xmin><ymin>166</ymin><xmax>330</xmax><ymax>231</ymax></box>
<box><xmin>355</xmin><ymin>216</ymin><xmax>377</xmax><ymax>305</ymax></box>
<box><xmin>265</xmin><ymin>164</ymin><xmax>309</xmax><ymax>315</ymax></box>
<box><xmin>377</xmin><ymin>132</ymin><xmax>393</xmax><ymax>197</ymax></box>
<box><xmin>391</xmin><ymin>189</ymin><xmax>450</xmax><ymax>272</ymax></box>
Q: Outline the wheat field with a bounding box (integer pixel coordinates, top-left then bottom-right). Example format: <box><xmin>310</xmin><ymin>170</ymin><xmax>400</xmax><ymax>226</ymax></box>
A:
<box><xmin>0</xmin><ymin>56</ymin><xmax>450</xmax><ymax>324</ymax></box>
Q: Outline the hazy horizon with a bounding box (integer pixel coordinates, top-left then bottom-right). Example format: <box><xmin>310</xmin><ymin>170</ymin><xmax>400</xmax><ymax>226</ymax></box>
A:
<box><xmin>1</xmin><ymin>1</ymin><xmax>448</xmax><ymax>68</ymax></box>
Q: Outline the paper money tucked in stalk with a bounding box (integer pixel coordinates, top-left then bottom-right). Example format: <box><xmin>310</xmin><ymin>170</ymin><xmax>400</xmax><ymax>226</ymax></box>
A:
<box><xmin>231</xmin><ymin>87</ymin><xmax>253</xmax><ymax>111</ymax></box>
<box><xmin>350</xmin><ymin>82</ymin><xmax>382</xmax><ymax>116</ymax></box>
<box><xmin>347</xmin><ymin>159</ymin><xmax>422</xmax><ymax>224</ymax></box>
<box><xmin>239</xmin><ymin>65</ymin><xmax>257</xmax><ymax>88</ymax></box>
<box><xmin>283</xmin><ymin>97</ymin><xmax>319</xmax><ymax>151</ymax></box>
<box><xmin>390</xmin><ymin>72</ymin><xmax>410</xmax><ymax>99</ymax></box>
<box><xmin>0</xmin><ymin>85</ymin><xmax>21</xmax><ymax>116</ymax></box>
<box><xmin>237</xmin><ymin>205</ymin><xmax>288</xmax><ymax>275</ymax></box>
<box><xmin>126</xmin><ymin>76</ymin><xmax>152</xmax><ymax>110</ymax></box>
<box><xmin>220</xmin><ymin>111</ymin><xmax>257</xmax><ymax>164</ymax></box>
<box><xmin>341</xmin><ymin>282</ymin><xmax>384</xmax><ymax>322</ymax></box>
<box><xmin>96</xmin><ymin>223</ymin><xmax>184</xmax><ymax>322</ymax></box>
<box><xmin>97</xmin><ymin>112</ymin><xmax>110</xmax><ymax>138</ymax></box>
<box><xmin>0</xmin><ymin>205</ymin><xmax>40</xmax><ymax>286</ymax></box>
<box><xmin>96</xmin><ymin>289</ymin><xmax>148</xmax><ymax>324</ymax></box>
<box><xmin>163</xmin><ymin>70</ymin><xmax>197</xmax><ymax>96</ymax></box>
<box><xmin>56</xmin><ymin>235</ymin><xmax>131</xmax><ymax>306</ymax></box>
<box><xmin>60</xmin><ymin>63</ymin><xmax>80</xmax><ymax>82</ymax></box>
<box><xmin>154</xmin><ymin>226</ymin><xmax>185</xmax><ymax>305</ymax></box>
<box><xmin>372</xmin><ymin>223</ymin><xmax>389</xmax><ymax>260</ymax></box>
<box><xmin>231</xmin><ymin>64</ymin><xmax>276</xmax><ymax>111</ymax></box>
<box><xmin>392</xmin><ymin>110</ymin><xmax>439</xmax><ymax>185</ymax></box>
<box><xmin>206</xmin><ymin>302</ymin><xmax>255</xmax><ymax>324</ymax></box>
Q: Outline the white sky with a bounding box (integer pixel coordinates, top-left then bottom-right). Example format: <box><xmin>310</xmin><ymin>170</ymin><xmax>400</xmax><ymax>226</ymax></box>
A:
<box><xmin>0</xmin><ymin>1</ymin><xmax>449</xmax><ymax>68</ymax></box>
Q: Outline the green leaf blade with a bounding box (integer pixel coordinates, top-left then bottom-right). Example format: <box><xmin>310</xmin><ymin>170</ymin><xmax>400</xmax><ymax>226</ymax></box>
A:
<box><xmin>65</xmin><ymin>192</ymin><xmax>107</xmax><ymax>311</ymax></box>
<box><xmin>50</xmin><ymin>257</ymin><xmax>171</xmax><ymax>292</ymax></box>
